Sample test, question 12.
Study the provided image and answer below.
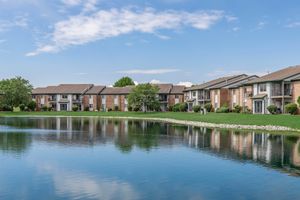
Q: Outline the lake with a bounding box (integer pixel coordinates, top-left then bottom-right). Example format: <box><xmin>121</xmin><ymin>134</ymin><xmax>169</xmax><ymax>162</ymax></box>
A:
<box><xmin>0</xmin><ymin>117</ymin><xmax>300</xmax><ymax>200</ymax></box>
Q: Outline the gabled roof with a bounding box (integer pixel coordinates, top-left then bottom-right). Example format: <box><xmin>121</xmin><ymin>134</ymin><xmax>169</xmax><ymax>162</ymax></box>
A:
<box><xmin>85</xmin><ymin>86</ymin><xmax>106</xmax><ymax>95</ymax></box>
<box><xmin>225</xmin><ymin>75</ymin><xmax>259</xmax><ymax>89</ymax></box>
<box><xmin>101</xmin><ymin>86</ymin><xmax>134</xmax><ymax>95</ymax></box>
<box><xmin>184</xmin><ymin>75</ymin><xmax>245</xmax><ymax>91</ymax></box>
<box><xmin>153</xmin><ymin>84</ymin><xmax>173</xmax><ymax>94</ymax></box>
<box><xmin>32</xmin><ymin>84</ymin><xmax>93</xmax><ymax>94</ymax></box>
<box><xmin>209</xmin><ymin>75</ymin><xmax>249</xmax><ymax>89</ymax></box>
<box><xmin>170</xmin><ymin>85</ymin><xmax>185</xmax><ymax>94</ymax></box>
<box><xmin>247</xmin><ymin>65</ymin><xmax>300</xmax><ymax>84</ymax></box>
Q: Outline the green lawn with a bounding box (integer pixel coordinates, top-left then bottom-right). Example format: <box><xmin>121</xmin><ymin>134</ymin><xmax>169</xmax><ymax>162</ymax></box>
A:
<box><xmin>0</xmin><ymin>111</ymin><xmax>300</xmax><ymax>130</ymax></box>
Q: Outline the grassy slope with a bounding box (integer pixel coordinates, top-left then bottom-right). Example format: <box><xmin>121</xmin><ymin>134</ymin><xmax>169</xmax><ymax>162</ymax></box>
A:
<box><xmin>0</xmin><ymin>111</ymin><xmax>300</xmax><ymax>129</ymax></box>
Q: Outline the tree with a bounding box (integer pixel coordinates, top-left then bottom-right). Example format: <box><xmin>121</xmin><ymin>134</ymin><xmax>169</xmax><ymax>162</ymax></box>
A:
<box><xmin>297</xmin><ymin>96</ymin><xmax>300</xmax><ymax>106</ymax></box>
<box><xmin>128</xmin><ymin>83</ymin><xmax>160</xmax><ymax>112</ymax></box>
<box><xmin>113</xmin><ymin>77</ymin><xmax>135</xmax><ymax>87</ymax></box>
<box><xmin>0</xmin><ymin>77</ymin><xmax>33</xmax><ymax>108</ymax></box>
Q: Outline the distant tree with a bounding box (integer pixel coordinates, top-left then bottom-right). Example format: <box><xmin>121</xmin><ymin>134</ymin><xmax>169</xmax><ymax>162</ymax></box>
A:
<box><xmin>113</xmin><ymin>77</ymin><xmax>135</xmax><ymax>87</ymax></box>
<box><xmin>128</xmin><ymin>83</ymin><xmax>160</xmax><ymax>112</ymax></box>
<box><xmin>0</xmin><ymin>77</ymin><xmax>33</xmax><ymax>109</ymax></box>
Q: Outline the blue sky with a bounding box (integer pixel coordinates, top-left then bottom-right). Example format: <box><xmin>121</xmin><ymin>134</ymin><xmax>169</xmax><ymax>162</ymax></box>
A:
<box><xmin>1</xmin><ymin>0</ymin><xmax>300</xmax><ymax>87</ymax></box>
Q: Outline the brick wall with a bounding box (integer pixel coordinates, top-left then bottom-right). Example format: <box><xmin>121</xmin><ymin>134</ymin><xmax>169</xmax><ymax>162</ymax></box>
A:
<box><xmin>293</xmin><ymin>81</ymin><xmax>300</xmax><ymax>113</ymax></box>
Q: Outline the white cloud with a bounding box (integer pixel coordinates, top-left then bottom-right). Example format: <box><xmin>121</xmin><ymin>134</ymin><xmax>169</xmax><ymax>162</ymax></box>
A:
<box><xmin>0</xmin><ymin>15</ymin><xmax>28</xmax><ymax>32</ymax></box>
<box><xmin>117</xmin><ymin>68</ymin><xmax>180</xmax><ymax>75</ymax></box>
<box><xmin>286</xmin><ymin>21</ymin><xmax>300</xmax><ymax>28</ymax></box>
<box><xmin>177</xmin><ymin>81</ymin><xmax>193</xmax><ymax>87</ymax></box>
<box><xmin>207</xmin><ymin>68</ymin><xmax>267</xmax><ymax>78</ymax></box>
<box><xmin>150</xmin><ymin>79</ymin><xmax>162</xmax><ymax>84</ymax></box>
<box><xmin>232</xmin><ymin>27</ymin><xmax>240</xmax><ymax>32</ymax></box>
<box><xmin>256</xmin><ymin>21</ymin><xmax>267</xmax><ymax>30</ymax></box>
<box><xmin>26</xmin><ymin>7</ymin><xmax>230</xmax><ymax>56</ymax></box>
<box><xmin>62</xmin><ymin>0</ymin><xmax>82</xmax><ymax>6</ymax></box>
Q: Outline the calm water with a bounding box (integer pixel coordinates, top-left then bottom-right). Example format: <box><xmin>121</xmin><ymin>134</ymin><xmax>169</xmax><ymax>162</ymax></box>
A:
<box><xmin>0</xmin><ymin>117</ymin><xmax>300</xmax><ymax>200</ymax></box>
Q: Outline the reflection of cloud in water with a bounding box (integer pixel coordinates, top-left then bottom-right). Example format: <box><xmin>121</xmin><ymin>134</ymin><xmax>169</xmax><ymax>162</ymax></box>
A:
<box><xmin>39</xmin><ymin>164</ymin><xmax>139</xmax><ymax>200</ymax></box>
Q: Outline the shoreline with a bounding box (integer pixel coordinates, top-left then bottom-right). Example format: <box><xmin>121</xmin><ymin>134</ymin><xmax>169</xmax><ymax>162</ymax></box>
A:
<box><xmin>2</xmin><ymin>114</ymin><xmax>300</xmax><ymax>133</ymax></box>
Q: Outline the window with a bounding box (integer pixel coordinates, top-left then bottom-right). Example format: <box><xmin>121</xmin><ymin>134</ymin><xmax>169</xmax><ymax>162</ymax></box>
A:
<box><xmin>192</xmin><ymin>92</ymin><xmax>196</xmax><ymax>97</ymax></box>
<box><xmin>102</xmin><ymin>95</ymin><xmax>106</xmax><ymax>104</ymax></box>
<box><xmin>62</xmin><ymin>95</ymin><xmax>68</xmax><ymax>99</ymax></box>
<box><xmin>175</xmin><ymin>95</ymin><xmax>179</xmax><ymax>99</ymax></box>
<box><xmin>259</xmin><ymin>84</ymin><xmax>267</xmax><ymax>92</ymax></box>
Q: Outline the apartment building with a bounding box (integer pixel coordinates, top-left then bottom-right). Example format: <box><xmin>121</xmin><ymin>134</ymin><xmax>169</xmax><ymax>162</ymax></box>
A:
<box><xmin>225</xmin><ymin>76</ymin><xmax>258</xmax><ymax>110</ymax></box>
<box><xmin>32</xmin><ymin>84</ymin><xmax>93</xmax><ymax>111</ymax></box>
<box><xmin>247</xmin><ymin>65</ymin><xmax>300</xmax><ymax>114</ymax></box>
<box><xmin>83</xmin><ymin>86</ymin><xmax>106</xmax><ymax>111</ymax></box>
<box><xmin>100</xmin><ymin>86</ymin><xmax>134</xmax><ymax>111</ymax></box>
<box><xmin>169</xmin><ymin>85</ymin><xmax>185</xmax><ymax>106</ymax></box>
<box><xmin>184</xmin><ymin>75</ymin><xmax>249</xmax><ymax>111</ymax></box>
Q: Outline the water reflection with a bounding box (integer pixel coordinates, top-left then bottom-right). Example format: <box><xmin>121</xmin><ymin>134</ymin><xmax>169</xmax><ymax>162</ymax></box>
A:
<box><xmin>1</xmin><ymin>117</ymin><xmax>300</xmax><ymax>176</ymax></box>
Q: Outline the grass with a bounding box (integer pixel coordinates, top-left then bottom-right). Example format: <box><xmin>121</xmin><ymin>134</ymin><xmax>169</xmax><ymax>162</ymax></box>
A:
<box><xmin>0</xmin><ymin>111</ymin><xmax>300</xmax><ymax>130</ymax></box>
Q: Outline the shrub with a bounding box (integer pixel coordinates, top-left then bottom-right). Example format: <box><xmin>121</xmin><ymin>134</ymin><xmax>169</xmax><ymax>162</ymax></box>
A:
<box><xmin>267</xmin><ymin>105</ymin><xmax>277</xmax><ymax>114</ymax></box>
<box><xmin>47</xmin><ymin>107</ymin><xmax>53</xmax><ymax>111</ymax></box>
<box><xmin>216</xmin><ymin>106</ymin><xmax>229</xmax><ymax>113</ymax></box>
<box><xmin>0</xmin><ymin>104</ymin><xmax>13</xmax><ymax>111</ymax></box>
<box><xmin>168</xmin><ymin>105</ymin><xmax>174</xmax><ymax>112</ymax></box>
<box><xmin>298</xmin><ymin>96</ymin><xmax>300</xmax><ymax>106</ymax></box>
<box><xmin>114</xmin><ymin>106</ymin><xmax>119</xmax><ymax>111</ymax></box>
<box><xmin>84</xmin><ymin>107</ymin><xmax>89</xmax><ymax>111</ymax></box>
<box><xmin>204</xmin><ymin>103</ymin><xmax>213</xmax><ymax>112</ymax></box>
<box><xmin>172</xmin><ymin>103</ymin><xmax>180</xmax><ymax>112</ymax></box>
<box><xmin>178</xmin><ymin>103</ymin><xmax>188</xmax><ymax>112</ymax></box>
<box><xmin>41</xmin><ymin>106</ymin><xmax>48</xmax><ymax>111</ymax></box>
<box><xmin>193</xmin><ymin>105</ymin><xmax>201</xmax><ymax>113</ymax></box>
<box><xmin>128</xmin><ymin>106</ymin><xmax>133</xmax><ymax>112</ymax></box>
<box><xmin>232</xmin><ymin>105</ymin><xmax>242</xmax><ymax>113</ymax></box>
<box><xmin>19</xmin><ymin>104</ymin><xmax>26</xmax><ymax>111</ymax></box>
<box><xmin>285</xmin><ymin>103</ymin><xmax>298</xmax><ymax>115</ymax></box>
<box><xmin>133</xmin><ymin>106</ymin><xmax>140</xmax><ymax>112</ymax></box>
<box><xmin>242</xmin><ymin>106</ymin><xmax>252</xmax><ymax>114</ymax></box>
<box><xmin>27</xmin><ymin>101</ymin><xmax>36</xmax><ymax>111</ymax></box>
<box><xmin>72</xmin><ymin>105</ymin><xmax>79</xmax><ymax>112</ymax></box>
<box><xmin>108</xmin><ymin>108</ymin><xmax>113</xmax><ymax>112</ymax></box>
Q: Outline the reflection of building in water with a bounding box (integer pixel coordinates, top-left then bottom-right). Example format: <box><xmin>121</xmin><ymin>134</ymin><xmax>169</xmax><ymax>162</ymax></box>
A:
<box><xmin>2</xmin><ymin>117</ymin><xmax>300</xmax><ymax>176</ymax></box>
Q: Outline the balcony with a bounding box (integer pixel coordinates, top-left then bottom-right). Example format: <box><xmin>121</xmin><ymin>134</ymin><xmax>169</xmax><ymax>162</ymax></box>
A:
<box><xmin>159</xmin><ymin>95</ymin><xmax>168</xmax><ymax>102</ymax></box>
<box><xmin>271</xmin><ymin>83</ymin><xmax>292</xmax><ymax>98</ymax></box>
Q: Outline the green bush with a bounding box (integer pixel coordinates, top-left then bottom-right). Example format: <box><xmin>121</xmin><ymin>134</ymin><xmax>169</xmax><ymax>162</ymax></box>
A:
<box><xmin>216</xmin><ymin>106</ymin><xmax>229</xmax><ymax>113</ymax></box>
<box><xmin>172</xmin><ymin>103</ymin><xmax>180</xmax><ymax>112</ymax></box>
<box><xmin>204</xmin><ymin>103</ymin><xmax>213</xmax><ymax>112</ymax></box>
<box><xmin>128</xmin><ymin>106</ymin><xmax>133</xmax><ymax>112</ymax></box>
<box><xmin>168</xmin><ymin>105</ymin><xmax>174</xmax><ymax>112</ymax></box>
<box><xmin>41</xmin><ymin>106</ymin><xmax>48</xmax><ymax>111</ymax></box>
<box><xmin>0</xmin><ymin>104</ymin><xmax>13</xmax><ymax>111</ymax></box>
<box><xmin>27</xmin><ymin>101</ymin><xmax>36</xmax><ymax>111</ymax></box>
<box><xmin>114</xmin><ymin>105</ymin><xmax>119</xmax><ymax>111</ymax></box>
<box><xmin>178</xmin><ymin>103</ymin><xmax>188</xmax><ymax>112</ymax></box>
<box><xmin>19</xmin><ymin>104</ymin><xmax>26</xmax><ymax>111</ymax></box>
<box><xmin>47</xmin><ymin>107</ymin><xmax>53</xmax><ymax>111</ymax></box>
<box><xmin>285</xmin><ymin>103</ymin><xmax>298</xmax><ymax>115</ymax></box>
<box><xmin>232</xmin><ymin>105</ymin><xmax>242</xmax><ymax>113</ymax></box>
<box><xmin>193</xmin><ymin>105</ymin><xmax>201</xmax><ymax>113</ymax></box>
<box><xmin>242</xmin><ymin>106</ymin><xmax>252</xmax><ymax>114</ymax></box>
<box><xmin>298</xmin><ymin>96</ymin><xmax>300</xmax><ymax>106</ymax></box>
<box><xmin>108</xmin><ymin>108</ymin><xmax>113</xmax><ymax>112</ymax></box>
<box><xmin>72</xmin><ymin>105</ymin><xmax>79</xmax><ymax>112</ymax></box>
<box><xmin>84</xmin><ymin>107</ymin><xmax>89</xmax><ymax>111</ymax></box>
<box><xmin>267</xmin><ymin>105</ymin><xmax>277</xmax><ymax>114</ymax></box>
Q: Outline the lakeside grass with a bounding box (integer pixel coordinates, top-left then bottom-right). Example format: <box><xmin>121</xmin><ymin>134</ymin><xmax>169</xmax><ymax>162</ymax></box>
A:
<box><xmin>0</xmin><ymin>111</ymin><xmax>300</xmax><ymax>130</ymax></box>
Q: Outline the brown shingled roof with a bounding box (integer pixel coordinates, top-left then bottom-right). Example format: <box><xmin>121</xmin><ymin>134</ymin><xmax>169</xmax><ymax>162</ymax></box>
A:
<box><xmin>153</xmin><ymin>84</ymin><xmax>173</xmax><ymax>94</ymax></box>
<box><xmin>184</xmin><ymin>75</ymin><xmax>246</xmax><ymax>91</ymax></box>
<box><xmin>85</xmin><ymin>86</ymin><xmax>106</xmax><ymax>95</ymax></box>
<box><xmin>209</xmin><ymin>74</ymin><xmax>249</xmax><ymax>89</ymax></box>
<box><xmin>170</xmin><ymin>85</ymin><xmax>185</xmax><ymax>94</ymax></box>
<box><xmin>32</xmin><ymin>84</ymin><xmax>93</xmax><ymax>94</ymax></box>
<box><xmin>101</xmin><ymin>86</ymin><xmax>134</xmax><ymax>95</ymax></box>
<box><xmin>248</xmin><ymin>65</ymin><xmax>300</xmax><ymax>84</ymax></box>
